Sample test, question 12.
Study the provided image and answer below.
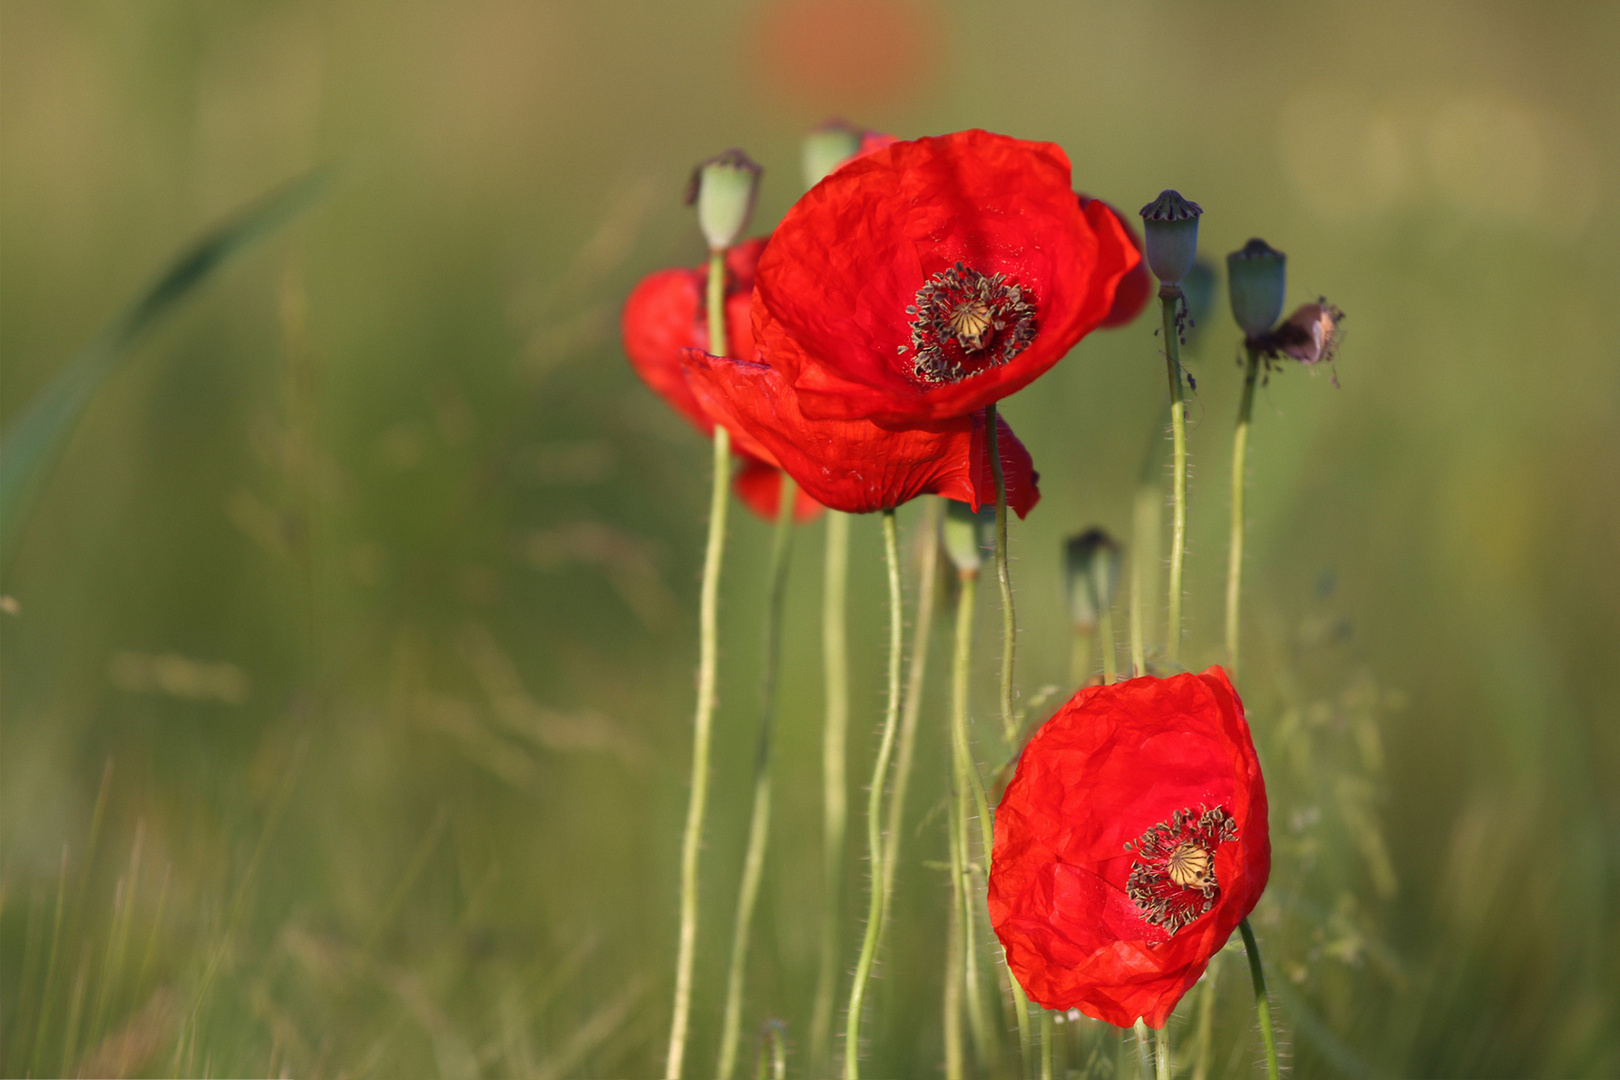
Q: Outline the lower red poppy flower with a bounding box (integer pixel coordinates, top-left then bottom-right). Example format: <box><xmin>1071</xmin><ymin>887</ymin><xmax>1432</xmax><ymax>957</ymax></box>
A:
<box><xmin>988</xmin><ymin>667</ymin><xmax>1269</xmax><ymax>1028</ymax></box>
<box><xmin>621</xmin><ymin>238</ymin><xmax>822</xmax><ymax>522</ymax></box>
<box><xmin>681</xmin><ymin>349</ymin><xmax>1039</xmax><ymax>517</ymax></box>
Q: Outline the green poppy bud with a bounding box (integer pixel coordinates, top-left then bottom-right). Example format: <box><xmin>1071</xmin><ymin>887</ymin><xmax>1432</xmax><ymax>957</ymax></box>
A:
<box><xmin>686</xmin><ymin>149</ymin><xmax>763</xmax><ymax>252</ymax></box>
<box><xmin>1139</xmin><ymin>190</ymin><xmax>1203</xmax><ymax>287</ymax></box>
<box><xmin>943</xmin><ymin>500</ymin><xmax>996</xmax><ymax>576</ymax></box>
<box><xmin>1064</xmin><ymin>529</ymin><xmax>1121</xmax><ymax>633</ymax></box>
<box><xmin>802</xmin><ymin>121</ymin><xmax>864</xmax><ymax>188</ymax></box>
<box><xmin>1227</xmin><ymin>239</ymin><xmax>1288</xmax><ymax>338</ymax></box>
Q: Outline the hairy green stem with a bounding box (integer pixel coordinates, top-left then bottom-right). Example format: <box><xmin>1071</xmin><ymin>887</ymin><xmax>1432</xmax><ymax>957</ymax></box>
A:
<box><xmin>665</xmin><ymin>249</ymin><xmax>733</xmax><ymax>1080</ymax></box>
<box><xmin>985</xmin><ymin>404</ymin><xmax>1019</xmax><ymax>747</ymax></box>
<box><xmin>943</xmin><ymin>789</ymin><xmax>967</xmax><ymax>1080</ymax></box>
<box><xmin>811</xmin><ymin>510</ymin><xmax>851</xmax><ymax>1076</ymax></box>
<box><xmin>717</xmin><ymin>479</ymin><xmax>799</xmax><ymax>1080</ymax></box>
<box><xmin>844</xmin><ymin>509</ymin><xmax>904</xmax><ymax>1079</ymax></box>
<box><xmin>1134</xmin><ymin>1020</ymin><xmax>1153</xmax><ymax>1080</ymax></box>
<box><xmin>1040</xmin><ymin>1009</ymin><xmax>1055</xmax><ymax>1080</ymax></box>
<box><xmin>880</xmin><ymin>499</ymin><xmax>941</xmax><ymax>926</ymax></box>
<box><xmin>987</xmin><ymin>405</ymin><xmax>1034</xmax><ymax>1076</ymax></box>
<box><xmin>1154</xmin><ymin>1026</ymin><xmax>1171</xmax><ymax>1080</ymax></box>
<box><xmin>1240</xmin><ymin>919</ymin><xmax>1280</xmax><ymax>1080</ymax></box>
<box><xmin>1161</xmin><ymin>289</ymin><xmax>1188</xmax><ymax>667</ymax></box>
<box><xmin>951</xmin><ymin>574</ymin><xmax>997</xmax><ymax>1072</ymax></box>
<box><xmin>1226</xmin><ymin>346</ymin><xmax>1260</xmax><ymax>680</ymax></box>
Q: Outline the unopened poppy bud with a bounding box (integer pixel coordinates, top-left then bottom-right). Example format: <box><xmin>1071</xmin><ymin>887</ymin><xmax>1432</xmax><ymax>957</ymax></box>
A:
<box><xmin>1276</xmin><ymin>300</ymin><xmax>1345</xmax><ymax>365</ymax></box>
<box><xmin>1227</xmin><ymin>239</ymin><xmax>1288</xmax><ymax>338</ymax></box>
<box><xmin>802</xmin><ymin>121</ymin><xmax>864</xmax><ymax>188</ymax></box>
<box><xmin>1139</xmin><ymin>190</ymin><xmax>1203</xmax><ymax>287</ymax></box>
<box><xmin>1064</xmin><ymin>529</ymin><xmax>1120</xmax><ymax>633</ymax></box>
<box><xmin>686</xmin><ymin>149</ymin><xmax>763</xmax><ymax>252</ymax></box>
<box><xmin>943</xmin><ymin>499</ymin><xmax>996</xmax><ymax>575</ymax></box>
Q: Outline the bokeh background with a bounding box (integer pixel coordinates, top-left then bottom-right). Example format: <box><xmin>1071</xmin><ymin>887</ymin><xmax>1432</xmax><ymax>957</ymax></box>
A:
<box><xmin>3</xmin><ymin>0</ymin><xmax>1617</xmax><ymax>1076</ymax></box>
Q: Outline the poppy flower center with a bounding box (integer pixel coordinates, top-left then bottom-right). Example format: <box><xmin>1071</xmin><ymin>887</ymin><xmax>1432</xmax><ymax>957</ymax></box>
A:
<box><xmin>903</xmin><ymin>263</ymin><xmax>1038</xmax><ymax>386</ymax></box>
<box><xmin>1124</xmin><ymin>806</ymin><xmax>1238</xmax><ymax>936</ymax></box>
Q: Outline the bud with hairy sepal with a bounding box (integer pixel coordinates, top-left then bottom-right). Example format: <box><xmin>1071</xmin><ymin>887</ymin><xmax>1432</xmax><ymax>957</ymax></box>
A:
<box><xmin>686</xmin><ymin>149</ymin><xmax>763</xmax><ymax>252</ymax></box>
<box><xmin>1227</xmin><ymin>239</ymin><xmax>1288</xmax><ymax>338</ymax></box>
<box><xmin>1139</xmin><ymin>190</ymin><xmax>1203</xmax><ymax>287</ymax></box>
<box><xmin>1064</xmin><ymin>529</ymin><xmax>1121</xmax><ymax>633</ymax></box>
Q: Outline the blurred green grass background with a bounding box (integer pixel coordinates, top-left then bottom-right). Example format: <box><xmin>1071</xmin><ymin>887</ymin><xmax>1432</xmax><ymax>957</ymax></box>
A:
<box><xmin>2</xmin><ymin>0</ymin><xmax>1617</xmax><ymax>1076</ymax></box>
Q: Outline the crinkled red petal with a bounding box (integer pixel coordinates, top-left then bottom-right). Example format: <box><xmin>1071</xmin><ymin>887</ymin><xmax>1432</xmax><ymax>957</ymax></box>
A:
<box><xmin>753</xmin><ymin>130</ymin><xmax>1138</xmax><ymax>424</ymax></box>
<box><xmin>1078</xmin><ymin>195</ymin><xmax>1151</xmax><ymax>328</ymax></box>
<box><xmin>681</xmin><ymin>349</ymin><xmax>1040</xmax><ymax>517</ymax></box>
<box><xmin>988</xmin><ymin>667</ymin><xmax>1270</xmax><ymax>1029</ymax></box>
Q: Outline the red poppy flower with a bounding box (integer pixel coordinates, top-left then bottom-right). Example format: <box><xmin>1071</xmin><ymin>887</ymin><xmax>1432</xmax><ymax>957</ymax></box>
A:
<box><xmin>681</xmin><ymin>349</ymin><xmax>1040</xmax><ymax>517</ymax></box>
<box><xmin>751</xmin><ymin>129</ymin><xmax>1141</xmax><ymax>425</ymax></box>
<box><xmin>621</xmin><ymin>238</ymin><xmax>822</xmax><ymax>522</ymax></box>
<box><xmin>1078</xmin><ymin>196</ymin><xmax>1151</xmax><ymax>328</ymax></box>
<box><xmin>988</xmin><ymin>667</ymin><xmax>1269</xmax><ymax>1028</ymax></box>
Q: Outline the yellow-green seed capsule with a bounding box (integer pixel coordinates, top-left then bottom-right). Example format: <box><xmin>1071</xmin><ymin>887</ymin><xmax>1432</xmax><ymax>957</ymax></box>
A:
<box><xmin>687</xmin><ymin>149</ymin><xmax>763</xmax><ymax>252</ymax></box>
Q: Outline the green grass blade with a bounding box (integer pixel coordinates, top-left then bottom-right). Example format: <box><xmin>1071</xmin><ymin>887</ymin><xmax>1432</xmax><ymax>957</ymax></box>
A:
<box><xmin>0</xmin><ymin>169</ymin><xmax>331</xmax><ymax>571</ymax></box>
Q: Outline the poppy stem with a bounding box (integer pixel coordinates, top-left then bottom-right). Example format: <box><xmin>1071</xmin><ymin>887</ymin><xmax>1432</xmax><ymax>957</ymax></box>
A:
<box><xmin>665</xmin><ymin>250</ymin><xmax>734</xmax><ymax>1080</ymax></box>
<box><xmin>984</xmin><ymin>403</ymin><xmax>1019</xmax><ymax>747</ymax></box>
<box><xmin>1040</xmin><ymin>1009</ymin><xmax>1055</xmax><ymax>1080</ymax></box>
<box><xmin>1133</xmin><ymin>1020</ymin><xmax>1153</xmax><ymax>1079</ymax></box>
<box><xmin>1095</xmin><ymin>563</ymin><xmax>1119</xmax><ymax>684</ymax></box>
<box><xmin>950</xmin><ymin>572</ymin><xmax>998</xmax><ymax>1073</ymax></box>
<box><xmin>1225</xmin><ymin>346</ymin><xmax>1261</xmax><ymax>681</ymax></box>
<box><xmin>1238</xmin><ymin>918</ymin><xmax>1280</xmax><ymax>1080</ymax></box>
<box><xmin>943</xmin><ymin>807</ymin><xmax>966</xmax><ymax>1080</ymax></box>
<box><xmin>716</xmin><ymin>477</ymin><xmax>799</xmax><ymax>1080</ymax></box>
<box><xmin>880</xmin><ymin>498</ymin><xmax>942</xmax><ymax>934</ymax></box>
<box><xmin>811</xmin><ymin>510</ymin><xmax>851</xmax><ymax>1077</ymax></box>
<box><xmin>1160</xmin><ymin>289</ymin><xmax>1188</xmax><ymax>667</ymax></box>
<box><xmin>1191</xmin><ymin>953</ymin><xmax>1219</xmax><ymax>1080</ymax></box>
<box><xmin>844</xmin><ymin>508</ymin><xmax>904</xmax><ymax>1080</ymax></box>
<box><xmin>1154</xmin><ymin>1026</ymin><xmax>1172</xmax><ymax>1080</ymax></box>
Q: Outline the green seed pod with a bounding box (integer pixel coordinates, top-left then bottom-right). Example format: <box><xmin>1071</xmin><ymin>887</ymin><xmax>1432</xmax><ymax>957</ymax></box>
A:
<box><xmin>943</xmin><ymin>500</ymin><xmax>996</xmax><ymax>575</ymax></box>
<box><xmin>1139</xmin><ymin>190</ymin><xmax>1203</xmax><ymax>287</ymax></box>
<box><xmin>1227</xmin><ymin>239</ymin><xmax>1288</xmax><ymax>338</ymax></box>
<box><xmin>802</xmin><ymin>121</ymin><xmax>864</xmax><ymax>188</ymax></box>
<box><xmin>686</xmin><ymin>149</ymin><xmax>763</xmax><ymax>252</ymax></box>
<box><xmin>1064</xmin><ymin>529</ymin><xmax>1121</xmax><ymax>633</ymax></box>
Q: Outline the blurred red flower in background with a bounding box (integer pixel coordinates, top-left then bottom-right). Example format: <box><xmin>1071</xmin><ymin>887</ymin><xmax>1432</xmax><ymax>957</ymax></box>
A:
<box><xmin>988</xmin><ymin>667</ymin><xmax>1269</xmax><ymax>1028</ymax></box>
<box><xmin>621</xmin><ymin>239</ymin><xmax>822</xmax><ymax>522</ymax></box>
<box><xmin>753</xmin><ymin>0</ymin><xmax>938</xmax><ymax>115</ymax></box>
<box><xmin>681</xmin><ymin>349</ymin><xmax>1040</xmax><ymax>517</ymax></box>
<box><xmin>1078</xmin><ymin>195</ymin><xmax>1152</xmax><ymax>328</ymax></box>
<box><xmin>752</xmin><ymin>130</ymin><xmax>1140</xmax><ymax>425</ymax></box>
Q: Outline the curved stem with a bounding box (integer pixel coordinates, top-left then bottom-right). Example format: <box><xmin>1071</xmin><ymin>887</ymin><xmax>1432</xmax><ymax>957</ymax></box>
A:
<box><xmin>844</xmin><ymin>509</ymin><xmax>904</xmax><ymax>1079</ymax></box>
<box><xmin>985</xmin><ymin>404</ymin><xmax>1018</xmax><ymax>747</ymax></box>
<box><xmin>1239</xmin><ymin>918</ymin><xmax>1281</xmax><ymax>1080</ymax></box>
<box><xmin>880</xmin><ymin>499</ymin><xmax>941</xmax><ymax>926</ymax></box>
<box><xmin>811</xmin><ymin>510</ymin><xmax>851</xmax><ymax>1076</ymax></box>
<box><xmin>1226</xmin><ymin>346</ymin><xmax>1260</xmax><ymax>680</ymax></box>
<box><xmin>950</xmin><ymin>575</ymin><xmax>997</xmax><ymax>1072</ymax></box>
<box><xmin>717</xmin><ymin>479</ymin><xmax>798</xmax><ymax>1080</ymax></box>
<box><xmin>665</xmin><ymin>248</ymin><xmax>735</xmax><ymax>1080</ymax></box>
<box><xmin>1161</xmin><ymin>289</ymin><xmax>1188</xmax><ymax>668</ymax></box>
<box><xmin>985</xmin><ymin>403</ymin><xmax>1034</xmax><ymax>1075</ymax></box>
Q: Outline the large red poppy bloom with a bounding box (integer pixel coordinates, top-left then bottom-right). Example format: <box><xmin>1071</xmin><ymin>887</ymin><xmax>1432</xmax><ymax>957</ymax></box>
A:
<box><xmin>681</xmin><ymin>349</ymin><xmax>1039</xmax><ymax>517</ymax></box>
<box><xmin>751</xmin><ymin>129</ymin><xmax>1140</xmax><ymax>425</ymax></box>
<box><xmin>988</xmin><ymin>667</ymin><xmax>1269</xmax><ymax>1028</ymax></box>
<box><xmin>621</xmin><ymin>239</ymin><xmax>822</xmax><ymax>522</ymax></box>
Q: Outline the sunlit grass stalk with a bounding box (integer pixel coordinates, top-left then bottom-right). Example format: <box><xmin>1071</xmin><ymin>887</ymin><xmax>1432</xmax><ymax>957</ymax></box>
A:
<box><xmin>29</xmin><ymin>847</ymin><xmax>69</xmax><ymax>1077</ymax></box>
<box><xmin>717</xmin><ymin>477</ymin><xmax>799</xmax><ymax>1080</ymax></box>
<box><xmin>811</xmin><ymin>509</ymin><xmax>851</xmax><ymax>1076</ymax></box>
<box><xmin>666</xmin><ymin>249</ymin><xmax>735</xmax><ymax>1080</ymax></box>
<box><xmin>1191</xmin><ymin>954</ymin><xmax>1219</xmax><ymax>1080</ymax></box>
<box><xmin>1161</xmin><ymin>290</ymin><xmax>1189</xmax><ymax>667</ymax></box>
<box><xmin>1225</xmin><ymin>345</ymin><xmax>1261</xmax><ymax>680</ymax></box>
<box><xmin>986</xmin><ymin>403</ymin><xmax>1034</xmax><ymax>1077</ymax></box>
<box><xmin>843</xmin><ymin>508</ymin><xmax>905</xmax><ymax>1079</ymax></box>
<box><xmin>880</xmin><ymin>497</ymin><xmax>942</xmax><ymax>928</ymax></box>
<box><xmin>756</xmin><ymin>1020</ymin><xmax>787</xmax><ymax>1080</ymax></box>
<box><xmin>950</xmin><ymin>571</ymin><xmax>997</xmax><ymax>1072</ymax></box>
<box><xmin>1239</xmin><ymin>919</ymin><xmax>1281</xmax><ymax>1080</ymax></box>
<box><xmin>943</xmin><ymin>797</ymin><xmax>967</xmax><ymax>1080</ymax></box>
